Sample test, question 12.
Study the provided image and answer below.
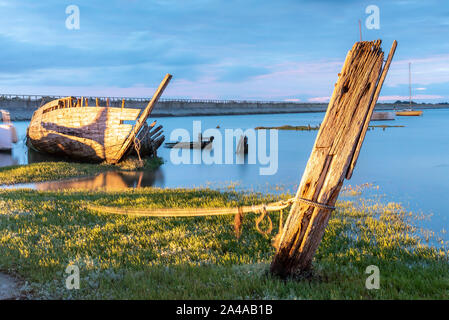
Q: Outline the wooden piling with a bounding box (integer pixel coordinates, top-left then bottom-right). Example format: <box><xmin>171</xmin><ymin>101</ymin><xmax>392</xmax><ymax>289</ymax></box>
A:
<box><xmin>270</xmin><ymin>40</ymin><xmax>397</xmax><ymax>278</ymax></box>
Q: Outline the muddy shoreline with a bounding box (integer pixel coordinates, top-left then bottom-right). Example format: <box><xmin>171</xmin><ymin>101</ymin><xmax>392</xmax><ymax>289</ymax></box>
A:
<box><xmin>0</xmin><ymin>272</ymin><xmax>22</xmax><ymax>300</ymax></box>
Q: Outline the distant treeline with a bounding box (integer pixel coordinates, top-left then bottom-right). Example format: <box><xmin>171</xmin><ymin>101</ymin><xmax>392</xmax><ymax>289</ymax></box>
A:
<box><xmin>393</xmin><ymin>100</ymin><xmax>449</xmax><ymax>105</ymax></box>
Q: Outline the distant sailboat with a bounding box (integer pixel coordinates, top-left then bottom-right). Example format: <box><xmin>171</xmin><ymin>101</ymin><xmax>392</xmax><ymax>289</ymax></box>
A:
<box><xmin>396</xmin><ymin>62</ymin><xmax>423</xmax><ymax>116</ymax></box>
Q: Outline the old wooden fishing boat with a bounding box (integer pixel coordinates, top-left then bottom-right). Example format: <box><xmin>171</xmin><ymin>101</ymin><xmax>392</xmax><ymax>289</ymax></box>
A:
<box><xmin>0</xmin><ymin>110</ymin><xmax>18</xmax><ymax>152</ymax></box>
<box><xmin>396</xmin><ymin>62</ymin><xmax>422</xmax><ymax>117</ymax></box>
<box><xmin>27</xmin><ymin>74</ymin><xmax>171</xmax><ymax>163</ymax></box>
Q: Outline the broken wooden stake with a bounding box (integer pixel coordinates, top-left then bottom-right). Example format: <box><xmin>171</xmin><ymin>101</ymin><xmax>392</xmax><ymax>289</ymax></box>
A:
<box><xmin>111</xmin><ymin>73</ymin><xmax>172</xmax><ymax>163</ymax></box>
<box><xmin>270</xmin><ymin>40</ymin><xmax>397</xmax><ymax>278</ymax></box>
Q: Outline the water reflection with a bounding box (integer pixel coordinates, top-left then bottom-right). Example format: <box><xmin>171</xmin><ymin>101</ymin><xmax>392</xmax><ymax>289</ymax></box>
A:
<box><xmin>0</xmin><ymin>151</ymin><xmax>18</xmax><ymax>167</ymax></box>
<box><xmin>4</xmin><ymin>137</ymin><xmax>165</xmax><ymax>190</ymax></box>
<box><xmin>8</xmin><ymin>169</ymin><xmax>164</xmax><ymax>191</ymax></box>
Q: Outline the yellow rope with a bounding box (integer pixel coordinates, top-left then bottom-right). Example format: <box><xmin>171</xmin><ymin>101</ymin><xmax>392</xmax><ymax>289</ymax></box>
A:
<box><xmin>86</xmin><ymin>199</ymin><xmax>292</xmax><ymax>217</ymax></box>
<box><xmin>86</xmin><ymin>197</ymin><xmax>334</xmax><ymax>218</ymax></box>
<box><xmin>86</xmin><ymin>198</ymin><xmax>335</xmax><ymax>240</ymax></box>
<box><xmin>255</xmin><ymin>206</ymin><xmax>273</xmax><ymax>236</ymax></box>
<box><xmin>132</xmin><ymin>123</ymin><xmax>154</xmax><ymax>162</ymax></box>
<box><xmin>133</xmin><ymin>136</ymin><xmax>142</xmax><ymax>163</ymax></box>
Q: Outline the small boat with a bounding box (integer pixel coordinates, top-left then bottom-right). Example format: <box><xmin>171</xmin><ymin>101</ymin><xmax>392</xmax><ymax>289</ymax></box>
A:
<box><xmin>165</xmin><ymin>134</ymin><xmax>214</xmax><ymax>149</ymax></box>
<box><xmin>0</xmin><ymin>110</ymin><xmax>18</xmax><ymax>152</ymax></box>
<box><xmin>396</xmin><ymin>62</ymin><xmax>422</xmax><ymax>117</ymax></box>
<box><xmin>395</xmin><ymin>109</ymin><xmax>423</xmax><ymax>116</ymax></box>
<box><xmin>371</xmin><ymin>111</ymin><xmax>395</xmax><ymax>121</ymax></box>
<box><xmin>27</xmin><ymin>74</ymin><xmax>171</xmax><ymax>163</ymax></box>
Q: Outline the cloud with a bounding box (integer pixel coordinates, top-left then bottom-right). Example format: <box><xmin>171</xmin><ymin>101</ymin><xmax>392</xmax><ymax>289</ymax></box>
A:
<box><xmin>378</xmin><ymin>94</ymin><xmax>445</xmax><ymax>101</ymax></box>
<box><xmin>0</xmin><ymin>0</ymin><xmax>447</xmax><ymax>102</ymax></box>
<box><xmin>385</xmin><ymin>55</ymin><xmax>449</xmax><ymax>87</ymax></box>
<box><xmin>308</xmin><ymin>96</ymin><xmax>330</xmax><ymax>103</ymax></box>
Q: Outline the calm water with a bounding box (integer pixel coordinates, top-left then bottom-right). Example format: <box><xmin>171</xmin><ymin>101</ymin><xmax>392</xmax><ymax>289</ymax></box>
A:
<box><xmin>3</xmin><ymin>109</ymin><xmax>449</xmax><ymax>236</ymax></box>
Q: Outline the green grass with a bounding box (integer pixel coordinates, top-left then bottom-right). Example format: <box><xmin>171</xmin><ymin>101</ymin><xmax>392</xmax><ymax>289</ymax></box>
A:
<box><xmin>255</xmin><ymin>124</ymin><xmax>320</xmax><ymax>131</ymax></box>
<box><xmin>0</xmin><ymin>157</ymin><xmax>163</xmax><ymax>185</ymax></box>
<box><xmin>0</xmin><ymin>187</ymin><xmax>447</xmax><ymax>299</ymax></box>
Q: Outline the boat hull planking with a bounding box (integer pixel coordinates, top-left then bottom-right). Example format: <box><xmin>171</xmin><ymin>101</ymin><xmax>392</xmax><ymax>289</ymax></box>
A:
<box><xmin>27</xmin><ymin>99</ymin><xmax>141</xmax><ymax>162</ymax></box>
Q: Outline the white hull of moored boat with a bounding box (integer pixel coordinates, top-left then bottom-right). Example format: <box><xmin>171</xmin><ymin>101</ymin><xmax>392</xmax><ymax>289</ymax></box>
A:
<box><xmin>0</xmin><ymin>110</ymin><xmax>18</xmax><ymax>152</ymax></box>
<box><xmin>371</xmin><ymin>111</ymin><xmax>395</xmax><ymax>121</ymax></box>
<box><xmin>0</xmin><ymin>125</ymin><xmax>16</xmax><ymax>152</ymax></box>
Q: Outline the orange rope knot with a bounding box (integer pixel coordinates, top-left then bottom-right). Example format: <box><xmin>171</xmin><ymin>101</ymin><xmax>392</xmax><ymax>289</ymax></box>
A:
<box><xmin>255</xmin><ymin>205</ymin><xmax>273</xmax><ymax>236</ymax></box>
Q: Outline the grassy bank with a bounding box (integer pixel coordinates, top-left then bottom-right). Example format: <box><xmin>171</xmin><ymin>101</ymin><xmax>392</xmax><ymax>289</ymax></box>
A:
<box><xmin>0</xmin><ymin>187</ymin><xmax>448</xmax><ymax>299</ymax></box>
<box><xmin>0</xmin><ymin>157</ymin><xmax>163</xmax><ymax>185</ymax></box>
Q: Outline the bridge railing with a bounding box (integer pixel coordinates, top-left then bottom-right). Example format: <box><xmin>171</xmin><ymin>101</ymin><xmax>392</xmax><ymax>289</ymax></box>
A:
<box><xmin>0</xmin><ymin>94</ymin><xmax>304</xmax><ymax>104</ymax></box>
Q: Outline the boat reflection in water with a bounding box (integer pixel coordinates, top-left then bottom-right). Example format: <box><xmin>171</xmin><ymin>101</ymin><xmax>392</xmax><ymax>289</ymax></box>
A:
<box><xmin>24</xmin><ymin>147</ymin><xmax>164</xmax><ymax>191</ymax></box>
<box><xmin>34</xmin><ymin>170</ymin><xmax>164</xmax><ymax>191</ymax></box>
<box><xmin>0</xmin><ymin>151</ymin><xmax>18</xmax><ymax>167</ymax></box>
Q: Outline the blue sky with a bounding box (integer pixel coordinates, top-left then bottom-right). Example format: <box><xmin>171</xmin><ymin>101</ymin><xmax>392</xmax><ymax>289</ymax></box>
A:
<box><xmin>0</xmin><ymin>0</ymin><xmax>448</xmax><ymax>102</ymax></box>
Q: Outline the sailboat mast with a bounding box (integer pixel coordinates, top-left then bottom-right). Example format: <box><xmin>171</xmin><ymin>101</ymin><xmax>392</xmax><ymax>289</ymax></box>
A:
<box><xmin>409</xmin><ymin>62</ymin><xmax>412</xmax><ymax>107</ymax></box>
<box><xmin>358</xmin><ymin>20</ymin><xmax>362</xmax><ymax>41</ymax></box>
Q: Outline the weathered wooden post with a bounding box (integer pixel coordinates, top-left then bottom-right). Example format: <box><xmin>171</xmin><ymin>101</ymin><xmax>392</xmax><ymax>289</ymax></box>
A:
<box><xmin>270</xmin><ymin>40</ymin><xmax>397</xmax><ymax>278</ymax></box>
<box><xmin>111</xmin><ymin>73</ymin><xmax>172</xmax><ymax>163</ymax></box>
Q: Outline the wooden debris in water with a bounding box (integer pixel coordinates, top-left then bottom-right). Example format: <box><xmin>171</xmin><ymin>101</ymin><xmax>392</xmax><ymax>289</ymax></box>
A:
<box><xmin>255</xmin><ymin>124</ymin><xmax>320</xmax><ymax>131</ymax></box>
<box><xmin>371</xmin><ymin>111</ymin><xmax>395</xmax><ymax>121</ymax></box>
<box><xmin>131</xmin><ymin>121</ymin><xmax>165</xmax><ymax>158</ymax></box>
<box><xmin>236</xmin><ymin>135</ymin><xmax>248</xmax><ymax>154</ymax></box>
<box><xmin>165</xmin><ymin>134</ymin><xmax>214</xmax><ymax>149</ymax></box>
<box><xmin>369</xmin><ymin>125</ymin><xmax>404</xmax><ymax>130</ymax></box>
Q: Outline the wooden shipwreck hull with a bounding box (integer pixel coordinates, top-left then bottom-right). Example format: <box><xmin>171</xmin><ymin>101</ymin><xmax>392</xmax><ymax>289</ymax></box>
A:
<box><xmin>27</xmin><ymin>102</ymin><xmax>139</xmax><ymax>162</ymax></box>
<box><xmin>27</xmin><ymin>74</ymin><xmax>172</xmax><ymax>163</ymax></box>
